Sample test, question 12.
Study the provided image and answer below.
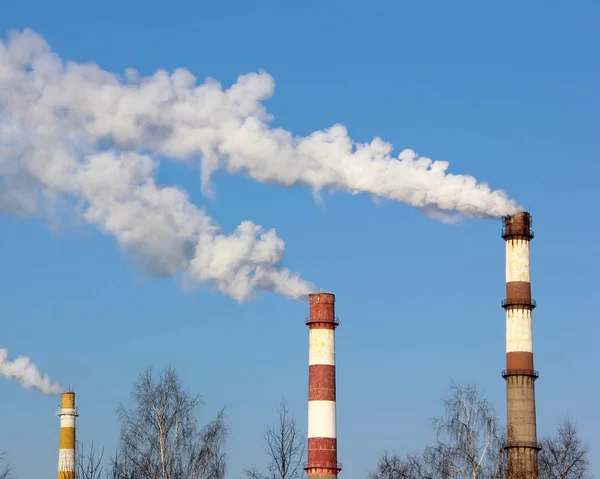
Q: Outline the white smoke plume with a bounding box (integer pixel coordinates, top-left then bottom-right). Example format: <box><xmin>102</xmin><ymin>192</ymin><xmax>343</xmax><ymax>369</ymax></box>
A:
<box><xmin>0</xmin><ymin>28</ymin><xmax>522</xmax><ymax>223</ymax></box>
<box><xmin>0</xmin><ymin>29</ymin><xmax>315</xmax><ymax>302</ymax></box>
<box><xmin>0</xmin><ymin>348</ymin><xmax>63</xmax><ymax>394</ymax></box>
<box><xmin>0</xmin><ymin>28</ymin><xmax>521</xmax><ymax>302</ymax></box>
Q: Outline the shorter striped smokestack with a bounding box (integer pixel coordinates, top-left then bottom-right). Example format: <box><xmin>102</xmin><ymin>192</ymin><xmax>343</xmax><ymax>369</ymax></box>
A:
<box><xmin>305</xmin><ymin>293</ymin><xmax>341</xmax><ymax>479</ymax></box>
<box><xmin>57</xmin><ymin>391</ymin><xmax>78</xmax><ymax>479</ymax></box>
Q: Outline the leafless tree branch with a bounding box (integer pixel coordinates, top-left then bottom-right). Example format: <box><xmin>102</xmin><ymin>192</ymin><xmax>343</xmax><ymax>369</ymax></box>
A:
<box><xmin>76</xmin><ymin>441</ymin><xmax>105</xmax><ymax>479</ymax></box>
<box><xmin>245</xmin><ymin>400</ymin><xmax>305</xmax><ymax>479</ymax></box>
<box><xmin>539</xmin><ymin>417</ymin><xmax>591</xmax><ymax>479</ymax></box>
<box><xmin>0</xmin><ymin>451</ymin><xmax>12</xmax><ymax>479</ymax></box>
<box><xmin>369</xmin><ymin>450</ymin><xmax>438</xmax><ymax>479</ymax></box>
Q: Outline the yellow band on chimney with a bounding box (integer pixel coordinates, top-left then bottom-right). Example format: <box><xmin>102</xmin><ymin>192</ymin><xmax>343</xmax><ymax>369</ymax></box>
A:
<box><xmin>61</xmin><ymin>392</ymin><xmax>75</xmax><ymax>409</ymax></box>
<box><xmin>59</xmin><ymin>427</ymin><xmax>76</xmax><ymax>449</ymax></box>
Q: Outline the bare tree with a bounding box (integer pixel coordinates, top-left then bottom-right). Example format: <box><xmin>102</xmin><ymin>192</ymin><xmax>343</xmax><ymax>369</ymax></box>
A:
<box><xmin>428</xmin><ymin>383</ymin><xmax>505</xmax><ymax>479</ymax></box>
<box><xmin>370</xmin><ymin>383</ymin><xmax>505</xmax><ymax>479</ymax></box>
<box><xmin>0</xmin><ymin>451</ymin><xmax>11</xmax><ymax>479</ymax></box>
<box><xmin>111</xmin><ymin>366</ymin><xmax>228</xmax><ymax>479</ymax></box>
<box><xmin>246</xmin><ymin>400</ymin><xmax>305</xmax><ymax>479</ymax></box>
<box><xmin>539</xmin><ymin>417</ymin><xmax>591</xmax><ymax>479</ymax></box>
<box><xmin>77</xmin><ymin>441</ymin><xmax>105</xmax><ymax>479</ymax></box>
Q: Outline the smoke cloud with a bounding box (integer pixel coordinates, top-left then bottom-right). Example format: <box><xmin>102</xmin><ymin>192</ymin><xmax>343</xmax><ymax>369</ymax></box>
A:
<box><xmin>0</xmin><ymin>348</ymin><xmax>63</xmax><ymax>394</ymax></box>
<box><xmin>0</xmin><ymin>28</ymin><xmax>521</xmax><ymax>222</ymax></box>
<box><xmin>0</xmin><ymin>28</ymin><xmax>521</xmax><ymax>301</ymax></box>
<box><xmin>0</xmin><ymin>29</ymin><xmax>315</xmax><ymax>302</ymax></box>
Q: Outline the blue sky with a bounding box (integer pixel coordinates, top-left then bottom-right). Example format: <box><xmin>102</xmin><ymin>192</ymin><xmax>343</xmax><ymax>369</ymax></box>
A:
<box><xmin>1</xmin><ymin>0</ymin><xmax>599</xmax><ymax>477</ymax></box>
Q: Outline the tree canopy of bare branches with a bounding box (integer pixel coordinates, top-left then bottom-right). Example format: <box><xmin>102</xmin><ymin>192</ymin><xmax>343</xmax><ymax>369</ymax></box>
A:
<box><xmin>539</xmin><ymin>417</ymin><xmax>591</xmax><ymax>479</ymax></box>
<box><xmin>428</xmin><ymin>383</ymin><xmax>505</xmax><ymax>478</ymax></box>
<box><xmin>370</xmin><ymin>450</ymin><xmax>440</xmax><ymax>479</ymax></box>
<box><xmin>246</xmin><ymin>400</ymin><xmax>305</xmax><ymax>479</ymax></box>
<box><xmin>370</xmin><ymin>383</ymin><xmax>506</xmax><ymax>479</ymax></box>
<box><xmin>111</xmin><ymin>366</ymin><xmax>227</xmax><ymax>479</ymax></box>
<box><xmin>109</xmin><ymin>450</ymin><xmax>143</xmax><ymax>479</ymax></box>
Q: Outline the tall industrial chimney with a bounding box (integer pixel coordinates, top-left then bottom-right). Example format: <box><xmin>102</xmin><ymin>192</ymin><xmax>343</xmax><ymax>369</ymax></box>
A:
<box><xmin>502</xmin><ymin>212</ymin><xmax>540</xmax><ymax>478</ymax></box>
<box><xmin>305</xmin><ymin>293</ymin><xmax>341</xmax><ymax>479</ymax></box>
<box><xmin>57</xmin><ymin>391</ymin><xmax>78</xmax><ymax>479</ymax></box>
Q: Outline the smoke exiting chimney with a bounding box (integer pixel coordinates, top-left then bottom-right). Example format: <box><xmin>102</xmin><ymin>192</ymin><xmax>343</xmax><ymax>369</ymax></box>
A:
<box><xmin>57</xmin><ymin>391</ymin><xmax>78</xmax><ymax>479</ymax></box>
<box><xmin>0</xmin><ymin>29</ymin><xmax>523</xmax><ymax>306</ymax></box>
<box><xmin>501</xmin><ymin>212</ymin><xmax>540</xmax><ymax>478</ymax></box>
<box><xmin>305</xmin><ymin>293</ymin><xmax>341</xmax><ymax>479</ymax></box>
<box><xmin>0</xmin><ymin>348</ymin><xmax>63</xmax><ymax>394</ymax></box>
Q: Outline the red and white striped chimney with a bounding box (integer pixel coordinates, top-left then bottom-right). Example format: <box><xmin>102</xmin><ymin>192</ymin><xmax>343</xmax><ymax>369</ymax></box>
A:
<box><xmin>502</xmin><ymin>211</ymin><xmax>540</xmax><ymax>478</ymax></box>
<box><xmin>305</xmin><ymin>293</ymin><xmax>341</xmax><ymax>479</ymax></box>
